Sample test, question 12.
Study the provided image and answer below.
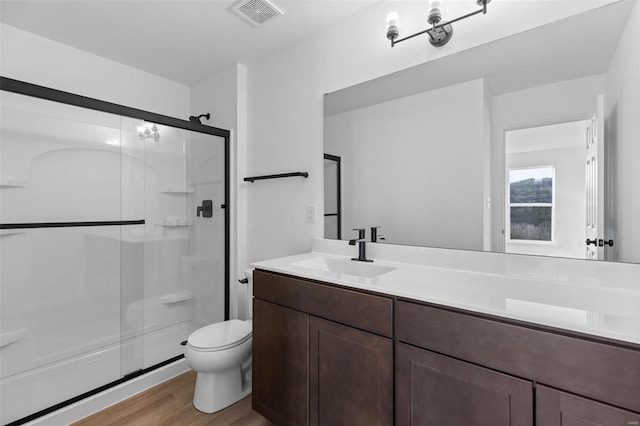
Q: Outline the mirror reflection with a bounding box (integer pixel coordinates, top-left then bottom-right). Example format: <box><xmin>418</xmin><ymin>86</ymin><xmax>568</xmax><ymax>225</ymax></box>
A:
<box><xmin>323</xmin><ymin>1</ymin><xmax>639</xmax><ymax>264</ymax></box>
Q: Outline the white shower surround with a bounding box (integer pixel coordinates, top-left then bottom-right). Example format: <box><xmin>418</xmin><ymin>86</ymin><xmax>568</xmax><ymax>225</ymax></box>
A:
<box><xmin>0</xmin><ymin>90</ymin><xmax>227</xmax><ymax>423</ymax></box>
<box><xmin>1</xmin><ymin>311</ymin><xmax>198</xmax><ymax>424</ymax></box>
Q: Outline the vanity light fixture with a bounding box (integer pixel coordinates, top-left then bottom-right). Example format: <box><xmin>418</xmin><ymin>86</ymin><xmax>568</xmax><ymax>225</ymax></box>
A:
<box><xmin>386</xmin><ymin>0</ymin><xmax>491</xmax><ymax>48</ymax></box>
<box><xmin>137</xmin><ymin>122</ymin><xmax>160</xmax><ymax>142</ymax></box>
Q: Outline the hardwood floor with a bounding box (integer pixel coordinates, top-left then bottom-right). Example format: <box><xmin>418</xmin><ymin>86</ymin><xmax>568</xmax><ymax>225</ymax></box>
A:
<box><xmin>72</xmin><ymin>370</ymin><xmax>273</xmax><ymax>426</ymax></box>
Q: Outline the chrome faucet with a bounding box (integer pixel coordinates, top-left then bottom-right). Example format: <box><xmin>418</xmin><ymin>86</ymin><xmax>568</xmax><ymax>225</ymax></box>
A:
<box><xmin>349</xmin><ymin>228</ymin><xmax>373</xmax><ymax>262</ymax></box>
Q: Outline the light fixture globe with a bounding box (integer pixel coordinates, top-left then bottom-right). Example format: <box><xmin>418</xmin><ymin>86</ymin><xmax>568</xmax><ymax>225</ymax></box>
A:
<box><xmin>386</xmin><ymin>11</ymin><xmax>400</xmax><ymax>41</ymax></box>
<box><xmin>427</xmin><ymin>5</ymin><xmax>442</xmax><ymax>24</ymax></box>
<box><xmin>387</xmin><ymin>25</ymin><xmax>399</xmax><ymax>41</ymax></box>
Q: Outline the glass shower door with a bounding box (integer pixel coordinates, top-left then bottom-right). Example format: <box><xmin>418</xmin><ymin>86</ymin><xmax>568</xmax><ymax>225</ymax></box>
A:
<box><xmin>119</xmin><ymin>119</ymin><xmax>227</xmax><ymax>374</ymax></box>
<box><xmin>0</xmin><ymin>91</ymin><xmax>129</xmax><ymax>423</ymax></box>
<box><xmin>0</xmin><ymin>84</ymin><xmax>228</xmax><ymax>424</ymax></box>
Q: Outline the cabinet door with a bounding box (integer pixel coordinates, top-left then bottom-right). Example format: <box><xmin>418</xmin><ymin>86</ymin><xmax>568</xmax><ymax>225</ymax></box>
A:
<box><xmin>252</xmin><ymin>299</ymin><xmax>309</xmax><ymax>426</ymax></box>
<box><xmin>536</xmin><ymin>385</ymin><xmax>640</xmax><ymax>425</ymax></box>
<box><xmin>396</xmin><ymin>342</ymin><xmax>533</xmax><ymax>426</ymax></box>
<box><xmin>309</xmin><ymin>316</ymin><xmax>393</xmax><ymax>426</ymax></box>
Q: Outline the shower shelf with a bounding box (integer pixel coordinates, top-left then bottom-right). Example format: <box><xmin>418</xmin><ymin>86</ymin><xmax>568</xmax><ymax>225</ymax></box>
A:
<box><xmin>189</xmin><ymin>179</ymin><xmax>224</xmax><ymax>186</ymax></box>
<box><xmin>0</xmin><ymin>328</ymin><xmax>28</xmax><ymax>349</ymax></box>
<box><xmin>0</xmin><ymin>177</ymin><xmax>26</xmax><ymax>188</ymax></box>
<box><xmin>159</xmin><ymin>186</ymin><xmax>194</xmax><ymax>194</ymax></box>
<box><xmin>159</xmin><ymin>290</ymin><xmax>194</xmax><ymax>304</ymax></box>
<box><xmin>0</xmin><ymin>230</ymin><xmax>25</xmax><ymax>237</ymax></box>
<box><xmin>156</xmin><ymin>219</ymin><xmax>194</xmax><ymax>227</ymax></box>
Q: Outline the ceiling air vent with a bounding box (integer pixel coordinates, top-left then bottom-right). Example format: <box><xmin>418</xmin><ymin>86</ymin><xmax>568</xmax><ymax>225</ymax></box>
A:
<box><xmin>232</xmin><ymin>0</ymin><xmax>284</xmax><ymax>27</ymax></box>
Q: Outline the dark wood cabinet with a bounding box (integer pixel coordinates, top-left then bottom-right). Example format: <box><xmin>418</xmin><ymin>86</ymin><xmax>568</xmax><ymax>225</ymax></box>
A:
<box><xmin>396</xmin><ymin>342</ymin><xmax>533</xmax><ymax>425</ymax></box>
<box><xmin>536</xmin><ymin>385</ymin><xmax>640</xmax><ymax>426</ymax></box>
<box><xmin>252</xmin><ymin>299</ymin><xmax>309</xmax><ymax>426</ymax></box>
<box><xmin>396</xmin><ymin>300</ymin><xmax>640</xmax><ymax>414</ymax></box>
<box><xmin>253</xmin><ymin>269</ymin><xmax>640</xmax><ymax>425</ymax></box>
<box><xmin>395</xmin><ymin>299</ymin><xmax>640</xmax><ymax>425</ymax></box>
<box><xmin>309</xmin><ymin>316</ymin><xmax>393</xmax><ymax>426</ymax></box>
<box><xmin>253</xmin><ymin>270</ymin><xmax>394</xmax><ymax>426</ymax></box>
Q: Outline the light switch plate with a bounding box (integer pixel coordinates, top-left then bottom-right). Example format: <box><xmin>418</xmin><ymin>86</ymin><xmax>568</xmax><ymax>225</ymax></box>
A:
<box><xmin>306</xmin><ymin>205</ymin><xmax>316</xmax><ymax>223</ymax></box>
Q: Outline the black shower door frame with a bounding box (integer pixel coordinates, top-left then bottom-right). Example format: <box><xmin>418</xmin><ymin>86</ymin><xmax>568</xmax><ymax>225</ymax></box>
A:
<box><xmin>0</xmin><ymin>76</ymin><xmax>231</xmax><ymax>425</ymax></box>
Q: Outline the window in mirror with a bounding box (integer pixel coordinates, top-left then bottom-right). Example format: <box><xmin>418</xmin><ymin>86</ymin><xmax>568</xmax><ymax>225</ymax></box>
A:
<box><xmin>507</xmin><ymin>167</ymin><xmax>554</xmax><ymax>242</ymax></box>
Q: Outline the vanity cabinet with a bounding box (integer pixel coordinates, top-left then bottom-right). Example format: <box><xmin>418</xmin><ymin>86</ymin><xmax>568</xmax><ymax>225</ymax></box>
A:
<box><xmin>252</xmin><ymin>299</ymin><xmax>309</xmax><ymax>426</ymax></box>
<box><xmin>252</xmin><ymin>270</ymin><xmax>394</xmax><ymax>426</ymax></box>
<box><xmin>253</xmin><ymin>269</ymin><xmax>640</xmax><ymax>425</ymax></box>
<box><xmin>309</xmin><ymin>316</ymin><xmax>393</xmax><ymax>426</ymax></box>
<box><xmin>396</xmin><ymin>299</ymin><xmax>640</xmax><ymax>425</ymax></box>
<box><xmin>396</xmin><ymin>342</ymin><xmax>533</xmax><ymax>425</ymax></box>
<box><xmin>536</xmin><ymin>385</ymin><xmax>640</xmax><ymax>425</ymax></box>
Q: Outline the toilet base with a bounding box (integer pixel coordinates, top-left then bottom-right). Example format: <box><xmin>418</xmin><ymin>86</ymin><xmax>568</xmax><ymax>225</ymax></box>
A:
<box><xmin>192</xmin><ymin>366</ymin><xmax>252</xmax><ymax>413</ymax></box>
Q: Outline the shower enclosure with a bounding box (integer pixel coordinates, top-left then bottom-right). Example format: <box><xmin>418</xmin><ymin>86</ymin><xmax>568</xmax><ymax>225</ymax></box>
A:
<box><xmin>0</xmin><ymin>78</ymin><xmax>229</xmax><ymax>425</ymax></box>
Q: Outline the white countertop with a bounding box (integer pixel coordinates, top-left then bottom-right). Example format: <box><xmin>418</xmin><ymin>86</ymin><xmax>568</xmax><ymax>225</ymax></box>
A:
<box><xmin>252</xmin><ymin>240</ymin><xmax>640</xmax><ymax>345</ymax></box>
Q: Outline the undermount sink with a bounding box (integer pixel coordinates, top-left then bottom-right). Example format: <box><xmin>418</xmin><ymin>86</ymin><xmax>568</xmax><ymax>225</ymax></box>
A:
<box><xmin>292</xmin><ymin>257</ymin><xmax>396</xmax><ymax>278</ymax></box>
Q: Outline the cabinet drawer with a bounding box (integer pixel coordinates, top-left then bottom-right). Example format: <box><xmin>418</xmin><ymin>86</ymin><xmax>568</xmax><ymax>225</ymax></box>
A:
<box><xmin>396</xmin><ymin>300</ymin><xmax>640</xmax><ymax>413</ymax></box>
<box><xmin>536</xmin><ymin>385</ymin><xmax>640</xmax><ymax>425</ymax></box>
<box><xmin>254</xmin><ymin>269</ymin><xmax>393</xmax><ymax>337</ymax></box>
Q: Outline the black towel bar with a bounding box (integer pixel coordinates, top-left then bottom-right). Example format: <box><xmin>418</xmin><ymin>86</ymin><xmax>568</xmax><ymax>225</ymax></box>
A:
<box><xmin>244</xmin><ymin>172</ymin><xmax>309</xmax><ymax>183</ymax></box>
<box><xmin>0</xmin><ymin>220</ymin><xmax>145</xmax><ymax>229</ymax></box>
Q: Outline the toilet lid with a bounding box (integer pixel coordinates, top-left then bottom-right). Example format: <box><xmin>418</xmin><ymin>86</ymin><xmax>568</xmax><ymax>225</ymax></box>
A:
<box><xmin>187</xmin><ymin>319</ymin><xmax>252</xmax><ymax>351</ymax></box>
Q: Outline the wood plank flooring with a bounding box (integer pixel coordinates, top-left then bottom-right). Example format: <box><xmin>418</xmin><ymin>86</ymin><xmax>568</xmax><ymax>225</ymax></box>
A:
<box><xmin>72</xmin><ymin>370</ymin><xmax>272</xmax><ymax>426</ymax></box>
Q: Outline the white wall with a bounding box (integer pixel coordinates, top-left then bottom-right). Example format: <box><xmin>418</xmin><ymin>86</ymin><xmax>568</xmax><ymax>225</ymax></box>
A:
<box><xmin>492</xmin><ymin>74</ymin><xmax>607</xmax><ymax>126</ymax></box>
<box><xmin>482</xmin><ymin>81</ymin><xmax>494</xmax><ymax>251</ymax></box>
<box><xmin>190</xmin><ymin>64</ymin><xmax>250</xmax><ymax>319</ymax></box>
<box><xmin>245</xmin><ymin>0</ymin><xmax>618</xmax><ymax>263</ymax></box>
<box><xmin>324</xmin><ymin>79</ymin><xmax>485</xmax><ymax>250</ymax></box>
<box><xmin>1</xmin><ymin>24</ymin><xmax>190</xmax><ymax>118</ymax></box>
<box><xmin>190</xmin><ymin>66</ymin><xmax>239</xmax><ymax>131</ymax></box>
<box><xmin>606</xmin><ymin>0</ymin><xmax>640</xmax><ymax>264</ymax></box>
<box><xmin>491</xmin><ymin>74</ymin><xmax>607</xmax><ymax>252</ymax></box>
<box><xmin>246</xmin><ymin>39</ymin><xmax>324</xmax><ymax>262</ymax></box>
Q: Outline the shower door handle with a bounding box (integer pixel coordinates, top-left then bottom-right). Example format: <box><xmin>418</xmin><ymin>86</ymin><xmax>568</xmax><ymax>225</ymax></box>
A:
<box><xmin>196</xmin><ymin>200</ymin><xmax>213</xmax><ymax>218</ymax></box>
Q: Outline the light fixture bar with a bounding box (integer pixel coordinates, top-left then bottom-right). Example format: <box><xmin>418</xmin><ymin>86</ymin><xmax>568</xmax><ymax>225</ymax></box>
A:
<box><xmin>388</xmin><ymin>0</ymin><xmax>490</xmax><ymax>48</ymax></box>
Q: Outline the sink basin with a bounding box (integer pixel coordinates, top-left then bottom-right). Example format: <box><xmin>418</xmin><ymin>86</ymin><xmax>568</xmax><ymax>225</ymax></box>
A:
<box><xmin>291</xmin><ymin>257</ymin><xmax>396</xmax><ymax>278</ymax></box>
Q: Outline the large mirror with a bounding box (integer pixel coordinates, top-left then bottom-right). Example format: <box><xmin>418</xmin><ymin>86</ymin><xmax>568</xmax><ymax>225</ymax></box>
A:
<box><xmin>323</xmin><ymin>1</ymin><xmax>640</xmax><ymax>264</ymax></box>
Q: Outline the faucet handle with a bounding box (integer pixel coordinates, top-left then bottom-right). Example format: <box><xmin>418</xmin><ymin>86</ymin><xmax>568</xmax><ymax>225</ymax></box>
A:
<box><xmin>352</xmin><ymin>228</ymin><xmax>366</xmax><ymax>239</ymax></box>
<box><xmin>371</xmin><ymin>226</ymin><xmax>385</xmax><ymax>242</ymax></box>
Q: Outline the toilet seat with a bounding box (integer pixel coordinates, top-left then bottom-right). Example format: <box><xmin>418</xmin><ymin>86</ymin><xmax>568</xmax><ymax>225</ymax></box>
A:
<box><xmin>187</xmin><ymin>319</ymin><xmax>252</xmax><ymax>352</ymax></box>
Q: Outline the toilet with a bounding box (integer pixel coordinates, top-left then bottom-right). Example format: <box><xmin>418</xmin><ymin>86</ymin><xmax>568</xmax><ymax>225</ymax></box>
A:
<box><xmin>184</xmin><ymin>270</ymin><xmax>254</xmax><ymax>413</ymax></box>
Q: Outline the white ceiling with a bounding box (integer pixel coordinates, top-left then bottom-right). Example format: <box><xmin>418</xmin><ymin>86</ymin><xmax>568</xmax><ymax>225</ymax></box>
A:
<box><xmin>0</xmin><ymin>0</ymin><xmax>378</xmax><ymax>85</ymax></box>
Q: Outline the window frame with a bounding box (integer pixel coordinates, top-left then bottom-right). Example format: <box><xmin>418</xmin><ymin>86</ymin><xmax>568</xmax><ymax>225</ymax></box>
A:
<box><xmin>506</xmin><ymin>166</ymin><xmax>556</xmax><ymax>244</ymax></box>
